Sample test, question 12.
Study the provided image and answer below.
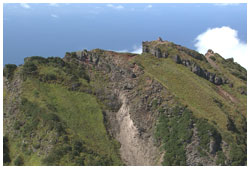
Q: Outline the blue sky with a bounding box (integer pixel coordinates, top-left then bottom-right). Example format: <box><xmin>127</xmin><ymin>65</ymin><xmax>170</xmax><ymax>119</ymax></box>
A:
<box><xmin>3</xmin><ymin>3</ymin><xmax>247</xmax><ymax>66</ymax></box>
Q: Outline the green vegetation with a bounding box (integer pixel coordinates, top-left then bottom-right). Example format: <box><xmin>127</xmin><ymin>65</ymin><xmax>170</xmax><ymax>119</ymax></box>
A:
<box><xmin>4</xmin><ymin>56</ymin><xmax>122</xmax><ymax>166</ymax></box>
<box><xmin>210</xmin><ymin>56</ymin><xmax>216</xmax><ymax>61</ymax></box>
<box><xmin>216</xmin><ymin>151</ymin><xmax>226</xmax><ymax>165</ymax></box>
<box><xmin>229</xmin><ymin>143</ymin><xmax>247</xmax><ymax>166</ymax></box>
<box><xmin>226</xmin><ymin>116</ymin><xmax>237</xmax><ymax>132</ymax></box>
<box><xmin>222</xmin><ymin>57</ymin><xmax>247</xmax><ymax>82</ymax></box>
<box><xmin>133</xmin><ymin>49</ymin><xmax>246</xmax><ymax>165</ymax></box>
<box><xmin>155</xmin><ymin>105</ymin><xmax>225</xmax><ymax>166</ymax></box>
<box><xmin>155</xmin><ymin>106</ymin><xmax>193</xmax><ymax>165</ymax></box>
<box><xmin>3</xmin><ymin>136</ymin><xmax>11</xmax><ymax>165</ymax></box>
<box><xmin>4</xmin><ymin>39</ymin><xmax>247</xmax><ymax>166</ymax></box>
<box><xmin>196</xmin><ymin>118</ymin><xmax>221</xmax><ymax>151</ymax></box>
<box><xmin>132</xmin><ymin>54</ymin><xmax>229</xmax><ymax>131</ymax></box>
<box><xmin>3</xmin><ymin>64</ymin><xmax>17</xmax><ymax>80</ymax></box>
<box><xmin>14</xmin><ymin>156</ymin><xmax>24</xmax><ymax>166</ymax></box>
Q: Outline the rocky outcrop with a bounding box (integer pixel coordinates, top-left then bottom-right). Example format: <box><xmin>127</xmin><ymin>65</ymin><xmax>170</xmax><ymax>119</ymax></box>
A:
<box><xmin>70</xmin><ymin>49</ymin><xmax>165</xmax><ymax>165</ymax></box>
<box><xmin>142</xmin><ymin>42</ymin><xmax>168</xmax><ymax>58</ymax></box>
<box><xmin>142</xmin><ymin>41</ymin><xmax>226</xmax><ymax>85</ymax></box>
<box><xmin>69</xmin><ymin>48</ymin><xmax>231</xmax><ymax>166</ymax></box>
<box><xmin>186</xmin><ymin>127</ymin><xmax>216</xmax><ymax>165</ymax></box>
<box><xmin>185</xmin><ymin>61</ymin><xmax>226</xmax><ymax>85</ymax></box>
<box><xmin>172</xmin><ymin>55</ymin><xmax>182</xmax><ymax>64</ymax></box>
<box><xmin>207</xmin><ymin>49</ymin><xmax>214</xmax><ymax>55</ymax></box>
<box><xmin>4</xmin><ymin>38</ymin><xmax>247</xmax><ymax>166</ymax></box>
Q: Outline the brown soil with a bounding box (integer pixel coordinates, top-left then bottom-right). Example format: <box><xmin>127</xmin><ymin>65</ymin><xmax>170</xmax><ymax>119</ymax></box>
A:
<box><xmin>217</xmin><ymin>86</ymin><xmax>239</xmax><ymax>104</ymax></box>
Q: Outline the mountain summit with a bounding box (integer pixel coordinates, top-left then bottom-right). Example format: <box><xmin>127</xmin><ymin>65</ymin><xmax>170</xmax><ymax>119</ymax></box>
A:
<box><xmin>3</xmin><ymin>39</ymin><xmax>247</xmax><ymax>166</ymax></box>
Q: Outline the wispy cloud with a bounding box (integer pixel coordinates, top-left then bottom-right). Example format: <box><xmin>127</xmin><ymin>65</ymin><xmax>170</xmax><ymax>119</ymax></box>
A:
<box><xmin>194</xmin><ymin>26</ymin><xmax>247</xmax><ymax>69</ymax></box>
<box><xmin>114</xmin><ymin>45</ymin><xmax>142</xmax><ymax>54</ymax></box>
<box><xmin>51</xmin><ymin>14</ymin><xmax>59</xmax><ymax>18</ymax></box>
<box><xmin>116</xmin><ymin>49</ymin><xmax>129</xmax><ymax>53</ymax></box>
<box><xmin>106</xmin><ymin>4</ymin><xmax>124</xmax><ymax>10</ymax></box>
<box><xmin>131</xmin><ymin>45</ymin><xmax>142</xmax><ymax>54</ymax></box>
<box><xmin>145</xmin><ymin>4</ymin><xmax>153</xmax><ymax>9</ymax></box>
<box><xmin>20</xmin><ymin>3</ymin><xmax>30</xmax><ymax>9</ymax></box>
<box><xmin>214</xmin><ymin>3</ymin><xmax>239</xmax><ymax>6</ymax></box>
<box><xmin>49</xmin><ymin>3</ymin><xmax>59</xmax><ymax>7</ymax></box>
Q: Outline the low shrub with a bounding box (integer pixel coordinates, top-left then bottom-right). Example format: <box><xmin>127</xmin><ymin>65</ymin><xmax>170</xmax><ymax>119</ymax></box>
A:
<box><xmin>3</xmin><ymin>136</ymin><xmax>11</xmax><ymax>165</ymax></box>
<box><xmin>24</xmin><ymin>56</ymin><xmax>47</xmax><ymax>64</ymax></box>
<box><xmin>216</xmin><ymin>151</ymin><xmax>226</xmax><ymax>165</ymax></box>
<box><xmin>155</xmin><ymin>106</ymin><xmax>194</xmax><ymax>166</ymax></box>
<box><xmin>22</xmin><ymin>62</ymin><xmax>38</xmax><ymax>76</ymax></box>
<box><xmin>14</xmin><ymin>156</ymin><xmax>24</xmax><ymax>166</ymax></box>
<box><xmin>3</xmin><ymin>64</ymin><xmax>17</xmax><ymax>79</ymax></box>
<box><xmin>196</xmin><ymin>118</ymin><xmax>222</xmax><ymax>152</ymax></box>
<box><xmin>229</xmin><ymin>143</ymin><xmax>246</xmax><ymax>166</ymax></box>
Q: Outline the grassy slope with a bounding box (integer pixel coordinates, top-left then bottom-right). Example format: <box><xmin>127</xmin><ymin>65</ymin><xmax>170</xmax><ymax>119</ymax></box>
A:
<box><xmin>132</xmin><ymin>53</ymin><xmax>242</xmax><ymax>140</ymax></box>
<box><xmin>214</xmin><ymin>56</ymin><xmax>247</xmax><ymax>114</ymax></box>
<box><xmin>4</xmin><ymin>50</ymin><xmax>246</xmax><ymax>165</ymax></box>
<box><xmin>4</xmin><ymin>59</ymin><xmax>122</xmax><ymax>165</ymax></box>
<box><xmin>21</xmin><ymin>78</ymin><xmax>121</xmax><ymax>165</ymax></box>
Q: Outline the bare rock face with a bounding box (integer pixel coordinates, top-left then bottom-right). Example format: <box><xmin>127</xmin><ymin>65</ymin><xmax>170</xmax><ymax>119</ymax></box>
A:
<box><xmin>142</xmin><ymin>41</ymin><xmax>226</xmax><ymax>86</ymax></box>
<box><xmin>78</xmin><ymin>49</ymin><xmax>228</xmax><ymax>166</ymax></box>
<box><xmin>158</xmin><ymin>37</ymin><xmax>163</xmax><ymax>42</ymax></box>
<box><xmin>209</xmin><ymin>139</ymin><xmax>217</xmax><ymax>154</ymax></box>
<box><xmin>142</xmin><ymin>42</ymin><xmax>150</xmax><ymax>53</ymax></box>
<box><xmin>186</xmin><ymin>127</ymin><xmax>216</xmax><ymax>166</ymax></box>
<box><xmin>155</xmin><ymin>48</ymin><xmax>162</xmax><ymax>58</ymax></box>
<box><xmin>75</xmin><ymin>50</ymin><xmax>165</xmax><ymax>165</ymax></box>
<box><xmin>172</xmin><ymin>54</ymin><xmax>182</xmax><ymax>64</ymax></box>
<box><xmin>115</xmin><ymin>92</ymin><xmax>159</xmax><ymax>165</ymax></box>
<box><xmin>4</xmin><ymin>38</ymin><xmax>247</xmax><ymax>166</ymax></box>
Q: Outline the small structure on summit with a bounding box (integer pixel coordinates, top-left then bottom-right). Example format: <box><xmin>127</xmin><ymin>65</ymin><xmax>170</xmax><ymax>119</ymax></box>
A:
<box><xmin>207</xmin><ymin>49</ymin><xmax>214</xmax><ymax>55</ymax></box>
<box><xmin>205</xmin><ymin>49</ymin><xmax>215</xmax><ymax>58</ymax></box>
<box><xmin>157</xmin><ymin>37</ymin><xmax>163</xmax><ymax>42</ymax></box>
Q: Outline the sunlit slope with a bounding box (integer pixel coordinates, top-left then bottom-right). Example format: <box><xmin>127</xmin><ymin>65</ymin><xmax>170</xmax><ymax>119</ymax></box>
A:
<box><xmin>132</xmin><ymin>53</ymin><xmax>245</xmax><ymax>140</ymax></box>
<box><xmin>3</xmin><ymin>58</ymin><xmax>122</xmax><ymax>166</ymax></box>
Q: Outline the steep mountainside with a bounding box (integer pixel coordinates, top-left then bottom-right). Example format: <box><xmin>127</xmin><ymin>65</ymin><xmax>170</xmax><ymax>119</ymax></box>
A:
<box><xmin>3</xmin><ymin>38</ymin><xmax>247</xmax><ymax>166</ymax></box>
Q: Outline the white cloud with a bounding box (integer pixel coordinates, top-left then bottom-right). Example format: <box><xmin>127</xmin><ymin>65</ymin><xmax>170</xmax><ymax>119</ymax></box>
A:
<box><xmin>131</xmin><ymin>45</ymin><xmax>142</xmax><ymax>54</ymax></box>
<box><xmin>49</xmin><ymin>3</ymin><xmax>59</xmax><ymax>7</ymax></box>
<box><xmin>51</xmin><ymin>14</ymin><xmax>59</xmax><ymax>18</ymax></box>
<box><xmin>115</xmin><ymin>45</ymin><xmax>142</xmax><ymax>54</ymax></box>
<box><xmin>106</xmin><ymin>4</ymin><xmax>124</xmax><ymax>10</ymax></box>
<box><xmin>145</xmin><ymin>5</ymin><xmax>153</xmax><ymax>9</ymax></box>
<box><xmin>194</xmin><ymin>26</ymin><xmax>247</xmax><ymax>69</ymax></box>
<box><xmin>20</xmin><ymin>3</ymin><xmax>30</xmax><ymax>9</ymax></box>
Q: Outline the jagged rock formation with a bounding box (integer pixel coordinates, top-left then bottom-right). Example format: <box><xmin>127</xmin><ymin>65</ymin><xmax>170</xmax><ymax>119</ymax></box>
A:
<box><xmin>142</xmin><ymin>41</ymin><xmax>228</xmax><ymax>85</ymax></box>
<box><xmin>3</xmin><ymin>38</ymin><xmax>247</xmax><ymax>166</ymax></box>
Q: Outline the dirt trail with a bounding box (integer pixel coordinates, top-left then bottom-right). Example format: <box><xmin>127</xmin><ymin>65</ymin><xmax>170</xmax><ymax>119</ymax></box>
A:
<box><xmin>205</xmin><ymin>53</ymin><xmax>238</xmax><ymax>104</ymax></box>
<box><xmin>205</xmin><ymin>53</ymin><xmax>220</xmax><ymax>72</ymax></box>
<box><xmin>116</xmin><ymin>92</ymin><xmax>160</xmax><ymax>166</ymax></box>
<box><xmin>217</xmin><ymin>86</ymin><xmax>239</xmax><ymax>104</ymax></box>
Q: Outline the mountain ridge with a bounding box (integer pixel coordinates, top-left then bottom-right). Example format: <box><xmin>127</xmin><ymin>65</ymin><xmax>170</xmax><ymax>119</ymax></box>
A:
<box><xmin>3</xmin><ymin>38</ymin><xmax>247</xmax><ymax>166</ymax></box>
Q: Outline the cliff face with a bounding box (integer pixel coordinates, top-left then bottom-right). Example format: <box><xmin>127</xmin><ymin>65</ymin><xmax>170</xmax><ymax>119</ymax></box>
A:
<box><xmin>3</xmin><ymin>39</ymin><xmax>247</xmax><ymax>166</ymax></box>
